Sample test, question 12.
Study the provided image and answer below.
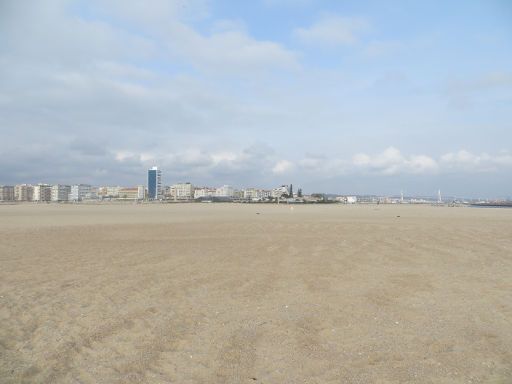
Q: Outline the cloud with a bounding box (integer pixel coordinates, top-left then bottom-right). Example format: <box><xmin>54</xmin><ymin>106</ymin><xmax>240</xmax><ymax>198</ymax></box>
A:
<box><xmin>2</xmin><ymin>132</ymin><xmax>511</xmax><ymax>193</ymax></box>
<box><xmin>291</xmin><ymin>148</ymin><xmax>512</xmax><ymax>180</ymax></box>
<box><xmin>294</xmin><ymin>15</ymin><xmax>369</xmax><ymax>46</ymax></box>
<box><xmin>168</xmin><ymin>24</ymin><xmax>299</xmax><ymax>73</ymax></box>
<box><xmin>440</xmin><ymin>150</ymin><xmax>512</xmax><ymax>172</ymax></box>
<box><xmin>349</xmin><ymin>148</ymin><xmax>512</xmax><ymax>176</ymax></box>
<box><xmin>272</xmin><ymin>160</ymin><xmax>295</xmax><ymax>174</ymax></box>
<box><xmin>351</xmin><ymin>147</ymin><xmax>438</xmax><ymax>175</ymax></box>
<box><xmin>87</xmin><ymin>1</ymin><xmax>299</xmax><ymax>74</ymax></box>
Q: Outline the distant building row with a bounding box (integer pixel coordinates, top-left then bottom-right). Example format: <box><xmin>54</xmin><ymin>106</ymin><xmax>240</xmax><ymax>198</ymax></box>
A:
<box><xmin>0</xmin><ymin>182</ymin><xmax>297</xmax><ymax>202</ymax></box>
<box><xmin>0</xmin><ymin>184</ymin><xmax>99</xmax><ymax>202</ymax></box>
<box><xmin>1</xmin><ymin>167</ymin><xmax>300</xmax><ymax>203</ymax></box>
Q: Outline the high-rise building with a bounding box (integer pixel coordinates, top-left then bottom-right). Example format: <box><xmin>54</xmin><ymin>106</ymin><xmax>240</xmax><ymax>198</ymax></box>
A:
<box><xmin>0</xmin><ymin>185</ymin><xmax>15</xmax><ymax>201</ymax></box>
<box><xmin>15</xmin><ymin>184</ymin><xmax>34</xmax><ymax>201</ymax></box>
<box><xmin>69</xmin><ymin>184</ymin><xmax>93</xmax><ymax>201</ymax></box>
<box><xmin>33</xmin><ymin>184</ymin><xmax>52</xmax><ymax>202</ymax></box>
<box><xmin>51</xmin><ymin>185</ymin><xmax>71</xmax><ymax>202</ymax></box>
<box><xmin>147</xmin><ymin>166</ymin><xmax>162</xmax><ymax>200</ymax></box>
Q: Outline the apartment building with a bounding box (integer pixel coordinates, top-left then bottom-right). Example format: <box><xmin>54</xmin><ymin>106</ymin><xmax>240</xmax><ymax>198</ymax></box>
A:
<box><xmin>33</xmin><ymin>184</ymin><xmax>52</xmax><ymax>202</ymax></box>
<box><xmin>215</xmin><ymin>185</ymin><xmax>234</xmax><ymax>198</ymax></box>
<box><xmin>168</xmin><ymin>182</ymin><xmax>194</xmax><ymax>200</ymax></box>
<box><xmin>194</xmin><ymin>187</ymin><xmax>216</xmax><ymax>199</ymax></box>
<box><xmin>0</xmin><ymin>185</ymin><xmax>15</xmax><ymax>201</ymax></box>
<box><xmin>15</xmin><ymin>184</ymin><xmax>34</xmax><ymax>201</ymax></box>
<box><xmin>69</xmin><ymin>184</ymin><xmax>93</xmax><ymax>201</ymax></box>
<box><xmin>51</xmin><ymin>185</ymin><xmax>71</xmax><ymax>202</ymax></box>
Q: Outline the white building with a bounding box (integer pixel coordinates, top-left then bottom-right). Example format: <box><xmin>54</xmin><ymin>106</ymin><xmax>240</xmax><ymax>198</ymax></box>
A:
<box><xmin>107</xmin><ymin>186</ymin><xmax>120</xmax><ymax>197</ymax></box>
<box><xmin>272</xmin><ymin>185</ymin><xmax>290</xmax><ymax>198</ymax></box>
<box><xmin>137</xmin><ymin>185</ymin><xmax>145</xmax><ymax>200</ymax></box>
<box><xmin>98</xmin><ymin>186</ymin><xmax>120</xmax><ymax>199</ymax></box>
<box><xmin>194</xmin><ymin>187</ymin><xmax>216</xmax><ymax>199</ymax></box>
<box><xmin>347</xmin><ymin>196</ymin><xmax>357</xmax><ymax>204</ymax></box>
<box><xmin>216</xmin><ymin>185</ymin><xmax>234</xmax><ymax>198</ymax></box>
<box><xmin>243</xmin><ymin>188</ymin><xmax>257</xmax><ymax>200</ymax></box>
<box><xmin>233</xmin><ymin>189</ymin><xmax>244</xmax><ymax>199</ymax></box>
<box><xmin>169</xmin><ymin>183</ymin><xmax>194</xmax><ymax>200</ymax></box>
<box><xmin>69</xmin><ymin>184</ymin><xmax>93</xmax><ymax>201</ymax></box>
<box><xmin>51</xmin><ymin>185</ymin><xmax>71</xmax><ymax>202</ymax></box>
<box><xmin>33</xmin><ymin>184</ymin><xmax>52</xmax><ymax>202</ymax></box>
<box><xmin>260</xmin><ymin>190</ymin><xmax>272</xmax><ymax>199</ymax></box>
<box><xmin>243</xmin><ymin>188</ymin><xmax>271</xmax><ymax>201</ymax></box>
<box><xmin>15</xmin><ymin>184</ymin><xmax>34</xmax><ymax>201</ymax></box>
<box><xmin>336</xmin><ymin>196</ymin><xmax>358</xmax><ymax>204</ymax></box>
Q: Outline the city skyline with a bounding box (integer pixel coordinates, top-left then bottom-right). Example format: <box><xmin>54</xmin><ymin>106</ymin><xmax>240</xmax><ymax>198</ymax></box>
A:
<box><xmin>1</xmin><ymin>175</ymin><xmax>507</xmax><ymax>202</ymax></box>
<box><xmin>1</xmin><ymin>1</ymin><xmax>511</xmax><ymax>198</ymax></box>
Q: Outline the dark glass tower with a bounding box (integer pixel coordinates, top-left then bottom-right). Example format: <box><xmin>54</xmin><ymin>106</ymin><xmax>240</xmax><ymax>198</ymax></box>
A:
<box><xmin>147</xmin><ymin>167</ymin><xmax>161</xmax><ymax>200</ymax></box>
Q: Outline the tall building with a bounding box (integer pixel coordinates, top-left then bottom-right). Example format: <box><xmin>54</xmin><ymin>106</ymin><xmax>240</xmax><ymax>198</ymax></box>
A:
<box><xmin>33</xmin><ymin>184</ymin><xmax>52</xmax><ymax>202</ymax></box>
<box><xmin>69</xmin><ymin>184</ymin><xmax>93</xmax><ymax>201</ymax></box>
<box><xmin>147</xmin><ymin>166</ymin><xmax>162</xmax><ymax>200</ymax></box>
<box><xmin>51</xmin><ymin>185</ymin><xmax>71</xmax><ymax>202</ymax></box>
<box><xmin>0</xmin><ymin>186</ymin><xmax>15</xmax><ymax>201</ymax></box>
<box><xmin>15</xmin><ymin>184</ymin><xmax>34</xmax><ymax>201</ymax></box>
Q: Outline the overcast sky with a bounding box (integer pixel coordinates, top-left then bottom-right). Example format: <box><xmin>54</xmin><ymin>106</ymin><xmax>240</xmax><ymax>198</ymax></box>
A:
<box><xmin>1</xmin><ymin>0</ymin><xmax>511</xmax><ymax>198</ymax></box>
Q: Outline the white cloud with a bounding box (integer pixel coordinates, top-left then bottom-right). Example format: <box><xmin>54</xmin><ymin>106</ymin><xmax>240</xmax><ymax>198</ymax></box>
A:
<box><xmin>351</xmin><ymin>147</ymin><xmax>437</xmax><ymax>175</ymax></box>
<box><xmin>440</xmin><ymin>150</ymin><xmax>512</xmax><ymax>172</ymax></box>
<box><xmin>294</xmin><ymin>15</ymin><xmax>369</xmax><ymax>46</ymax></box>
<box><xmin>172</xmin><ymin>26</ymin><xmax>299</xmax><ymax>72</ymax></box>
<box><xmin>88</xmin><ymin>1</ymin><xmax>300</xmax><ymax>74</ymax></box>
<box><xmin>349</xmin><ymin>148</ymin><xmax>512</xmax><ymax>176</ymax></box>
<box><xmin>298</xmin><ymin>156</ymin><xmax>323</xmax><ymax>169</ymax></box>
<box><xmin>272</xmin><ymin>160</ymin><xmax>295</xmax><ymax>174</ymax></box>
<box><xmin>211</xmin><ymin>152</ymin><xmax>238</xmax><ymax>164</ymax></box>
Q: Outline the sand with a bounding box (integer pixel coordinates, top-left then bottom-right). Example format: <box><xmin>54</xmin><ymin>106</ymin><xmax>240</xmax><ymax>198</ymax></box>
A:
<box><xmin>0</xmin><ymin>203</ymin><xmax>511</xmax><ymax>383</ymax></box>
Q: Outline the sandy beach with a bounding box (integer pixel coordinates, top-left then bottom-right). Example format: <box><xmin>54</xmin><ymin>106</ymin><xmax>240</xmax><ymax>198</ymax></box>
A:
<box><xmin>0</xmin><ymin>203</ymin><xmax>511</xmax><ymax>383</ymax></box>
